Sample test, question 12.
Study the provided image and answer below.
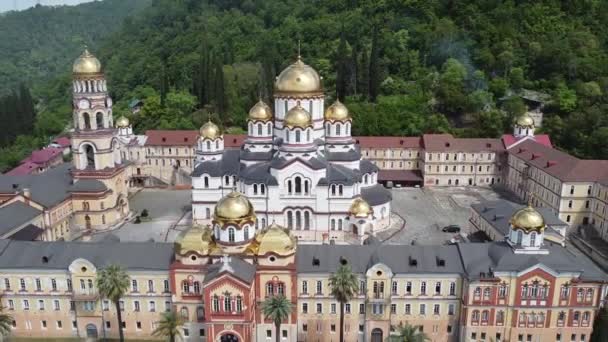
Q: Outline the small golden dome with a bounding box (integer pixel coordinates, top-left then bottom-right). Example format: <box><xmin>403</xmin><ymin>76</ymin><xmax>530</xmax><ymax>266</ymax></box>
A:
<box><xmin>516</xmin><ymin>113</ymin><xmax>535</xmax><ymax>128</ymax></box>
<box><xmin>249</xmin><ymin>100</ymin><xmax>273</xmax><ymax>122</ymax></box>
<box><xmin>73</xmin><ymin>49</ymin><xmax>102</xmax><ymax>74</ymax></box>
<box><xmin>349</xmin><ymin>197</ymin><xmax>373</xmax><ymax>218</ymax></box>
<box><xmin>284</xmin><ymin>103</ymin><xmax>312</xmax><ymax>129</ymax></box>
<box><xmin>247</xmin><ymin>223</ymin><xmax>296</xmax><ymax>256</ymax></box>
<box><xmin>174</xmin><ymin>226</ymin><xmax>217</xmax><ymax>256</ymax></box>
<box><xmin>200</xmin><ymin>120</ymin><xmax>221</xmax><ymax>140</ymax></box>
<box><xmin>275</xmin><ymin>56</ymin><xmax>322</xmax><ymax>95</ymax></box>
<box><xmin>116</xmin><ymin>116</ymin><xmax>130</xmax><ymax>128</ymax></box>
<box><xmin>324</xmin><ymin>99</ymin><xmax>351</xmax><ymax>122</ymax></box>
<box><xmin>510</xmin><ymin>205</ymin><xmax>545</xmax><ymax>233</ymax></box>
<box><xmin>214</xmin><ymin>191</ymin><xmax>255</xmax><ymax>222</ymax></box>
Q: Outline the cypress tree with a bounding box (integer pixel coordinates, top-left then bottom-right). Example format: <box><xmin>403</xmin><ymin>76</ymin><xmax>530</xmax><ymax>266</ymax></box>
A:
<box><xmin>591</xmin><ymin>307</ymin><xmax>608</xmax><ymax>342</ymax></box>
<box><xmin>358</xmin><ymin>45</ymin><xmax>369</xmax><ymax>98</ymax></box>
<box><xmin>335</xmin><ymin>29</ymin><xmax>348</xmax><ymax>102</ymax></box>
<box><xmin>214</xmin><ymin>59</ymin><xmax>226</xmax><ymax>116</ymax></box>
<box><xmin>18</xmin><ymin>84</ymin><xmax>36</xmax><ymax>133</ymax></box>
<box><xmin>368</xmin><ymin>27</ymin><xmax>381</xmax><ymax>102</ymax></box>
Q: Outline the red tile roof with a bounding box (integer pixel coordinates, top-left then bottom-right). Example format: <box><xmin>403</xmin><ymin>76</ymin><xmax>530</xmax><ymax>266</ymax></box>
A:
<box><xmin>145</xmin><ymin>130</ymin><xmax>199</xmax><ymax>146</ymax></box>
<box><xmin>224</xmin><ymin>134</ymin><xmax>246</xmax><ymax>147</ymax></box>
<box><xmin>501</xmin><ymin>134</ymin><xmax>552</xmax><ymax>149</ymax></box>
<box><xmin>508</xmin><ymin>140</ymin><xmax>608</xmax><ymax>182</ymax></box>
<box><xmin>52</xmin><ymin>137</ymin><xmax>71</xmax><ymax>148</ymax></box>
<box><xmin>354</xmin><ymin>136</ymin><xmax>423</xmax><ymax>149</ymax></box>
<box><xmin>378</xmin><ymin>170</ymin><xmax>423</xmax><ymax>182</ymax></box>
<box><xmin>5</xmin><ymin>162</ymin><xmax>38</xmax><ymax>176</ymax></box>
<box><xmin>26</xmin><ymin>148</ymin><xmax>63</xmax><ymax>164</ymax></box>
<box><xmin>422</xmin><ymin>134</ymin><xmax>504</xmax><ymax>152</ymax></box>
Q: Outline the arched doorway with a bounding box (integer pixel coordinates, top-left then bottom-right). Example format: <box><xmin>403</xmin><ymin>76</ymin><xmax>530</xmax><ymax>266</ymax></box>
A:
<box><xmin>86</xmin><ymin>324</ymin><xmax>98</xmax><ymax>338</ymax></box>
<box><xmin>85</xmin><ymin>145</ymin><xmax>95</xmax><ymax>169</ymax></box>
<box><xmin>220</xmin><ymin>333</ymin><xmax>239</xmax><ymax>342</ymax></box>
<box><xmin>85</xmin><ymin>215</ymin><xmax>91</xmax><ymax>230</ymax></box>
<box><xmin>371</xmin><ymin>328</ymin><xmax>383</xmax><ymax>342</ymax></box>
<box><xmin>351</xmin><ymin>224</ymin><xmax>358</xmax><ymax>235</ymax></box>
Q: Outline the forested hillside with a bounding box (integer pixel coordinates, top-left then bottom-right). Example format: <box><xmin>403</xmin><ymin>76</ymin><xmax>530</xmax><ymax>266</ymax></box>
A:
<box><xmin>0</xmin><ymin>0</ymin><xmax>151</xmax><ymax>95</ymax></box>
<box><xmin>98</xmin><ymin>0</ymin><xmax>608</xmax><ymax>159</ymax></box>
<box><xmin>4</xmin><ymin>0</ymin><xmax>608</xmax><ymax>172</ymax></box>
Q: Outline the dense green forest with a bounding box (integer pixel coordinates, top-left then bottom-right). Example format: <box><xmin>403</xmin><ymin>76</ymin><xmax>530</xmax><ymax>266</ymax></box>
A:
<box><xmin>3</xmin><ymin>0</ymin><xmax>608</xmax><ymax>172</ymax></box>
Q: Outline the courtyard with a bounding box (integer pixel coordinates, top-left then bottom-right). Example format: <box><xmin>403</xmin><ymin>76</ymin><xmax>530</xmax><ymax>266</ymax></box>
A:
<box><xmin>81</xmin><ymin>186</ymin><xmax>519</xmax><ymax>245</ymax></box>
<box><xmin>380</xmin><ymin>186</ymin><xmax>520</xmax><ymax>245</ymax></box>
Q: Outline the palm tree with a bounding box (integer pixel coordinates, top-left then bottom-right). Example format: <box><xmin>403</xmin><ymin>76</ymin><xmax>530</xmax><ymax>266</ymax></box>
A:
<box><xmin>0</xmin><ymin>311</ymin><xmax>13</xmax><ymax>338</ymax></box>
<box><xmin>261</xmin><ymin>295</ymin><xmax>293</xmax><ymax>342</ymax></box>
<box><xmin>152</xmin><ymin>311</ymin><xmax>184</xmax><ymax>342</ymax></box>
<box><xmin>329</xmin><ymin>264</ymin><xmax>359</xmax><ymax>342</ymax></box>
<box><xmin>96</xmin><ymin>264</ymin><xmax>130</xmax><ymax>342</ymax></box>
<box><xmin>388</xmin><ymin>323</ymin><xmax>430</xmax><ymax>342</ymax></box>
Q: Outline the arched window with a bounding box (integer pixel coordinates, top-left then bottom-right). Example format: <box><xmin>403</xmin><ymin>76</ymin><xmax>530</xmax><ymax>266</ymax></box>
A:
<box><xmin>583</xmin><ymin>311</ymin><xmax>590</xmax><ymax>322</ymax></box>
<box><xmin>96</xmin><ymin>112</ymin><xmax>104</xmax><ymax>129</ymax></box>
<box><xmin>364</xmin><ymin>174</ymin><xmax>369</xmax><ymax>184</ymax></box>
<box><xmin>338</xmin><ymin>220</ymin><xmax>343</xmax><ymax>230</ymax></box>
<box><xmin>336</xmin><ymin>124</ymin><xmax>341</xmax><ymax>136</ymax></box>
<box><xmin>295</xmin><ymin>177</ymin><xmax>302</xmax><ymax>194</ymax></box>
<box><xmin>248</xmin><ymin>122</ymin><xmax>253</xmax><ymax>135</ymax></box>
<box><xmin>196</xmin><ymin>306</ymin><xmax>204</xmax><ymax>320</ymax></box>
<box><xmin>205</xmin><ymin>208</ymin><xmax>210</xmax><ymax>219</ymax></box>
<box><xmin>224</xmin><ymin>295</ymin><xmax>231</xmax><ymax>312</ymax></box>
<box><xmin>296</xmin><ymin>211</ymin><xmax>302</xmax><ymax>230</ymax></box>
<box><xmin>483</xmin><ymin>288</ymin><xmax>491</xmax><ymax>299</ymax></box>
<box><xmin>326</xmin><ymin>123</ymin><xmax>330</xmax><ymax>135</ymax></box>
<box><xmin>331</xmin><ymin>219</ymin><xmax>336</xmax><ymax>231</ymax></box>
<box><xmin>346</xmin><ymin>123</ymin><xmax>350</xmax><ymax>135</ymax></box>
<box><xmin>180</xmin><ymin>307</ymin><xmax>189</xmax><ymax>319</ymax></box>
<box><xmin>472</xmin><ymin>310</ymin><xmax>479</xmax><ymax>321</ymax></box>
<box><xmin>206</xmin><ymin>141</ymin><xmax>211</xmax><ymax>150</ymax></box>
<box><xmin>530</xmin><ymin>232</ymin><xmax>536</xmax><ymax>246</ymax></box>
<box><xmin>287</xmin><ymin>180</ymin><xmax>292</xmax><ymax>194</ymax></box>
<box><xmin>516</xmin><ymin>230</ymin><xmax>523</xmax><ymax>244</ymax></box>
<box><xmin>257</xmin><ymin>123</ymin><xmax>263</xmax><ymax>136</ymax></box>
<box><xmin>261</xmin><ymin>218</ymin><xmax>266</xmax><ymax>227</ymax></box>
<box><xmin>474</xmin><ymin>287</ymin><xmax>481</xmax><ymax>297</ymax></box>
<box><xmin>287</xmin><ymin>211</ymin><xmax>293</xmax><ymax>229</ymax></box>
<box><xmin>304</xmin><ymin>212</ymin><xmax>310</xmax><ymax>230</ymax></box>
<box><xmin>228</xmin><ymin>228</ymin><xmax>235</xmax><ymax>242</ymax></box>
<box><xmin>295</xmin><ymin>130</ymin><xmax>301</xmax><ymax>142</ymax></box>
<box><xmin>331</xmin><ymin>184</ymin><xmax>336</xmax><ymax>195</ymax></box>
<box><xmin>285</xmin><ymin>130</ymin><xmax>290</xmax><ymax>142</ymax></box>
<box><xmin>261</xmin><ymin>184</ymin><xmax>265</xmax><ymax>195</ymax></box>
<box><xmin>253</xmin><ymin>184</ymin><xmax>258</xmax><ymax>195</ymax></box>
<box><xmin>306</xmin><ymin>129</ymin><xmax>310</xmax><ymax>142</ymax></box>
<box><xmin>244</xmin><ymin>227</ymin><xmax>249</xmax><ymax>240</ymax></box>
<box><xmin>85</xmin><ymin>144</ymin><xmax>96</xmax><ymax>169</ymax></box>
<box><xmin>224</xmin><ymin>175</ymin><xmax>230</xmax><ymax>185</ymax></box>
<box><xmin>83</xmin><ymin>113</ymin><xmax>91</xmax><ymax>130</ymax></box>
<box><xmin>266</xmin><ymin>283</ymin><xmax>274</xmax><ymax>296</ymax></box>
<box><xmin>482</xmin><ymin>310</ymin><xmax>489</xmax><ymax>321</ymax></box>
<box><xmin>496</xmin><ymin>310</ymin><xmax>504</xmax><ymax>323</ymax></box>
<box><xmin>213</xmin><ymin>295</ymin><xmax>219</xmax><ymax>312</ymax></box>
<box><xmin>203</xmin><ymin>176</ymin><xmax>209</xmax><ymax>188</ymax></box>
<box><xmin>338</xmin><ymin>185</ymin><xmax>343</xmax><ymax>196</ymax></box>
<box><xmin>304</xmin><ymin>180</ymin><xmax>309</xmax><ymax>194</ymax></box>
<box><xmin>574</xmin><ymin>311</ymin><xmax>580</xmax><ymax>321</ymax></box>
<box><xmin>236</xmin><ymin>296</ymin><xmax>243</xmax><ymax>313</ymax></box>
<box><xmin>215</xmin><ymin>141</ymin><xmax>219</xmax><ymax>149</ymax></box>
<box><xmin>193</xmin><ymin>281</ymin><xmax>200</xmax><ymax>294</ymax></box>
<box><xmin>277</xmin><ymin>283</ymin><xmax>285</xmax><ymax>295</ymax></box>
<box><xmin>267</xmin><ymin>122</ymin><xmax>272</xmax><ymax>134</ymax></box>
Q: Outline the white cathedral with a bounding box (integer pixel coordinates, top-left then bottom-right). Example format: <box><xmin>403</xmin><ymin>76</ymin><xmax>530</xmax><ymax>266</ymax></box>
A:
<box><xmin>191</xmin><ymin>55</ymin><xmax>392</xmax><ymax>242</ymax></box>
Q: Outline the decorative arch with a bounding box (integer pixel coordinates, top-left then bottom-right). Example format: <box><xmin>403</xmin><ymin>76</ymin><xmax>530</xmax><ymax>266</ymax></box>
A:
<box><xmin>216</xmin><ymin>330</ymin><xmax>243</xmax><ymax>342</ymax></box>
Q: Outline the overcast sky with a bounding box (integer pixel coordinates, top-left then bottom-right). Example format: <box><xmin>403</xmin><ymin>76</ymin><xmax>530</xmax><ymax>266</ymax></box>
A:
<box><xmin>0</xmin><ymin>0</ymin><xmax>95</xmax><ymax>13</ymax></box>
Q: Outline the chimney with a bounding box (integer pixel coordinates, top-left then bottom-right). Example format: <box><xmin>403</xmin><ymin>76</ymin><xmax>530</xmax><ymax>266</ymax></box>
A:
<box><xmin>546</xmin><ymin>160</ymin><xmax>557</xmax><ymax>167</ymax></box>
<box><xmin>531</xmin><ymin>153</ymin><xmax>541</xmax><ymax>160</ymax></box>
<box><xmin>518</xmin><ymin>148</ymin><xmax>527</xmax><ymax>153</ymax></box>
<box><xmin>445</xmin><ymin>142</ymin><xmax>451</xmax><ymax>147</ymax></box>
<box><xmin>23</xmin><ymin>188</ymin><xmax>31</xmax><ymax>198</ymax></box>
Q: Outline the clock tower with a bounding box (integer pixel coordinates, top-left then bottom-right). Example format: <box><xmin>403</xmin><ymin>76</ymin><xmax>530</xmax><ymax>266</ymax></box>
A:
<box><xmin>70</xmin><ymin>48</ymin><xmax>129</xmax><ymax>231</ymax></box>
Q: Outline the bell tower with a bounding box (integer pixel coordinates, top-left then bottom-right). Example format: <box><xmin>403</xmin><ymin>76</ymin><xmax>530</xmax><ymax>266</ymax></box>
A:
<box><xmin>70</xmin><ymin>48</ymin><xmax>129</xmax><ymax>230</ymax></box>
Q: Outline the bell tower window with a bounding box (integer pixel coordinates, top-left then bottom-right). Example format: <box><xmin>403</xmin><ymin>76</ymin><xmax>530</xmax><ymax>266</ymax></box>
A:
<box><xmin>83</xmin><ymin>113</ymin><xmax>91</xmax><ymax>130</ymax></box>
<box><xmin>228</xmin><ymin>228</ymin><xmax>235</xmax><ymax>242</ymax></box>
<box><xmin>96</xmin><ymin>112</ymin><xmax>104</xmax><ymax>129</ymax></box>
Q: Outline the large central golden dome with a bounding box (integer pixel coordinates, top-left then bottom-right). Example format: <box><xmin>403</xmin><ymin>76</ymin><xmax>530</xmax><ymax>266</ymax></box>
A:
<box><xmin>275</xmin><ymin>56</ymin><xmax>322</xmax><ymax>95</ymax></box>
<box><xmin>516</xmin><ymin>113</ymin><xmax>535</xmax><ymax>128</ymax></box>
<box><xmin>214</xmin><ymin>191</ymin><xmax>255</xmax><ymax>222</ymax></box>
<box><xmin>248</xmin><ymin>100</ymin><xmax>273</xmax><ymax>122</ymax></box>
<box><xmin>510</xmin><ymin>204</ymin><xmax>545</xmax><ymax>233</ymax></box>
<box><xmin>349</xmin><ymin>197</ymin><xmax>373</xmax><ymax>218</ymax></box>
<box><xmin>324</xmin><ymin>99</ymin><xmax>351</xmax><ymax>122</ymax></box>
<box><xmin>175</xmin><ymin>226</ymin><xmax>217</xmax><ymax>256</ymax></box>
<box><xmin>200</xmin><ymin>120</ymin><xmax>221</xmax><ymax>140</ymax></box>
<box><xmin>284</xmin><ymin>103</ymin><xmax>312</xmax><ymax>129</ymax></box>
<box><xmin>73</xmin><ymin>49</ymin><xmax>102</xmax><ymax>74</ymax></box>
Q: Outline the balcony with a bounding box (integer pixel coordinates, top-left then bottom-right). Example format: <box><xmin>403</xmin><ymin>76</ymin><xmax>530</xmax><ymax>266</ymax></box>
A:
<box><xmin>72</xmin><ymin>289</ymin><xmax>98</xmax><ymax>301</ymax></box>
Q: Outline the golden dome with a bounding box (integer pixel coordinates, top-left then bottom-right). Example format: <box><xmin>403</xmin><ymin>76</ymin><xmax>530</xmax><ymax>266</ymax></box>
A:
<box><xmin>116</xmin><ymin>116</ymin><xmax>130</xmax><ymax>128</ymax></box>
<box><xmin>275</xmin><ymin>56</ymin><xmax>322</xmax><ymax>95</ymax></box>
<box><xmin>174</xmin><ymin>226</ymin><xmax>217</xmax><ymax>256</ymax></box>
<box><xmin>214</xmin><ymin>191</ymin><xmax>255</xmax><ymax>222</ymax></box>
<box><xmin>73</xmin><ymin>49</ymin><xmax>102</xmax><ymax>74</ymax></box>
<box><xmin>249</xmin><ymin>100</ymin><xmax>273</xmax><ymax>122</ymax></box>
<box><xmin>510</xmin><ymin>205</ymin><xmax>545</xmax><ymax>233</ymax></box>
<box><xmin>324</xmin><ymin>99</ymin><xmax>351</xmax><ymax>122</ymax></box>
<box><xmin>349</xmin><ymin>197</ymin><xmax>373</xmax><ymax>218</ymax></box>
<box><xmin>516</xmin><ymin>113</ymin><xmax>535</xmax><ymax>128</ymax></box>
<box><xmin>200</xmin><ymin>120</ymin><xmax>221</xmax><ymax>140</ymax></box>
<box><xmin>247</xmin><ymin>223</ymin><xmax>296</xmax><ymax>256</ymax></box>
<box><xmin>284</xmin><ymin>103</ymin><xmax>312</xmax><ymax>129</ymax></box>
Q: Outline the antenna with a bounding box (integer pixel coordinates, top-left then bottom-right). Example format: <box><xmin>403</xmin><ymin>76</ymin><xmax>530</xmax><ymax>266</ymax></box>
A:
<box><xmin>297</xmin><ymin>40</ymin><xmax>301</xmax><ymax>59</ymax></box>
